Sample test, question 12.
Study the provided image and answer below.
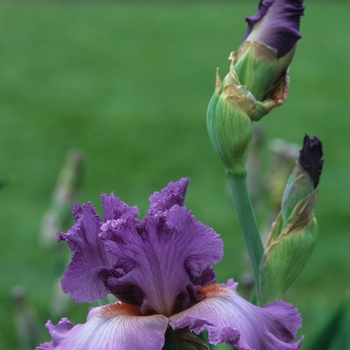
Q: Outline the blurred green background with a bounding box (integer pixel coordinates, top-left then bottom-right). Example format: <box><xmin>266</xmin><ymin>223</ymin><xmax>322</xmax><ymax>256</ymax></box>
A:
<box><xmin>0</xmin><ymin>0</ymin><xmax>349</xmax><ymax>348</ymax></box>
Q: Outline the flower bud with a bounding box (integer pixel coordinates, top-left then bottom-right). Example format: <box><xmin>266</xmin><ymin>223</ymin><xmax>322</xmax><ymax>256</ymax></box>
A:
<box><xmin>260</xmin><ymin>135</ymin><xmax>324</xmax><ymax>304</ymax></box>
<box><xmin>206</xmin><ymin>70</ymin><xmax>255</xmax><ymax>175</ymax></box>
<box><xmin>233</xmin><ymin>0</ymin><xmax>304</xmax><ymax>120</ymax></box>
<box><xmin>207</xmin><ymin>0</ymin><xmax>304</xmax><ymax>172</ymax></box>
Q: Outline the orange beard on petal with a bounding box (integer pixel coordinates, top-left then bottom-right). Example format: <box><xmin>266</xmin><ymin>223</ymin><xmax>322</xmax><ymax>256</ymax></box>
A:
<box><xmin>100</xmin><ymin>302</ymin><xmax>143</xmax><ymax>317</ymax></box>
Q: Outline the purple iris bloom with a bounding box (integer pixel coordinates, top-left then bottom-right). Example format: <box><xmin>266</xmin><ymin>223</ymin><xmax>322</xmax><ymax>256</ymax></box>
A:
<box><xmin>242</xmin><ymin>0</ymin><xmax>304</xmax><ymax>58</ymax></box>
<box><xmin>37</xmin><ymin>179</ymin><xmax>303</xmax><ymax>349</ymax></box>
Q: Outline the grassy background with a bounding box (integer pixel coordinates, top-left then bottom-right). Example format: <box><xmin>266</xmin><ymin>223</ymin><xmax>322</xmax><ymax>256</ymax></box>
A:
<box><xmin>0</xmin><ymin>1</ymin><xmax>349</xmax><ymax>348</ymax></box>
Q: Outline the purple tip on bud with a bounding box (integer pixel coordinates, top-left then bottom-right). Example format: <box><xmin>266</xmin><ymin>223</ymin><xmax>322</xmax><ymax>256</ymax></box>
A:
<box><xmin>299</xmin><ymin>135</ymin><xmax>324</xmax><ymax>188</ymax></box>
<box><xmin>243</xmin><ymin>0</ymin><xmax>305</xmax><ymax>58</ymax></box>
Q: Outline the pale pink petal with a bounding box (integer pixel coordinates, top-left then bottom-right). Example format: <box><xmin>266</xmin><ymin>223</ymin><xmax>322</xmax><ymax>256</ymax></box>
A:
<box><xmin>37</xmin><ymin>303</ymin><xmax>168</xmax><ymax>350</ymax></box>
<box><xmin>169</xmin><ymin>284</ymin><xmax>303</xmax><ymax>350</ymax></box>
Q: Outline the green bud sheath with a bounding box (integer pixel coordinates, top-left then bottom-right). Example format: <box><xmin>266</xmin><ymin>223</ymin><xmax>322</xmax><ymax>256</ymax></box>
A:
<box><xmin>229</xmin><ymin>41</ymin><xmax>293</xmax><ymax>121</ymax></box>
<box><xmin>282</xmin><ymin>162</ymin><xmax>315</xmax><ymax>226</ymax></box>
<box><xmin>234</xmin><ymin>41</ymin><xmax>279</xmax><ymax>101</ymax></box>
<box><xmin>260</xmin><ymin>211</ymin><xmax>317</xmax><ymax>305</ymax></box>
<box><xmin>248</xmin><ymin>71</ymin><xmax>289</xmax><ymax>121</ymax></box>
<box><xmin>260</xmin><ymin>135</ymin><xmax>324</xmax><ymax>305</ymax></box>
<box><xmin>206</xmin><ymin>70</ymin><xmax>254</xmax><ymax>175</ymax></box>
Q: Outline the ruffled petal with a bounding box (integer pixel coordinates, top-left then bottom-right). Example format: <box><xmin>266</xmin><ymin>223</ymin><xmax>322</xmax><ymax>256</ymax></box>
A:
<box><xmin>101</xmin><ymin>193</ymin><xmax>139</xmax><ymax>221</ymax></box>
<box><xmin>36</xmin><ymin>303</ymin><xmax>168</xmax><ymax>350</ymax></box>
<box><xmin>59</xmin><ymin>194</ymin><xmax>140</xmax><ymax>303</ymax></box>
<box><xmin>169</xmin><ymin>284</ymin><xmax>303</xmax><ymax>350</ymax></box>
<box><xmin>147</xmin><ymin>178</ymin><xmax>189</xmax><ymax>215</ymax></box>
<box><xmin>243</xmin><ymin>0</ymin><xmax>304</xmax><ymax>58</ymax></box>
<box><xmin>100</xmin><ymin>205</ymin><xmax>223</xmax><ymax>316</ymax></box>
<box><xmin>222</xmin><ymin>278</ymin><xmax>239</xmax><ymax>291</ymax></box>
<box><xmin>36</xmin><ymin>318</ymin><xmax>74</xmax><ymax>349</ymax></box>
<box><xmin>191</xmin><ymin>265</ymin><xmax>217</xmax><ymax>288</ymax></box>
<box><xmin>58</xmin><ymin>204</ymin><xmax>117</xmax><ymax>303</ymax></box>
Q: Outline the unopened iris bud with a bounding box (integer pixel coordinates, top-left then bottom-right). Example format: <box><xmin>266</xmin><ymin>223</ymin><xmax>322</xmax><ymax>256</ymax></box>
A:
<box><xmin>260</xmin><ymin>135</ymin><xmax>324</xmax><ymax>304</ymax></box>
<box><xmin>207</xmin><ymin>0</ymin><xmax>304</xmax><ymax>173</ymax></box>
<box><xmin>281</xmin><ymin>135</ymin><xmax>324</xmax><ymax>224</ymax></box>
<box><xmin>232</xmin><ymin>0</ymin><xmax>304</xmax><ymax>120</ymax></box>
<box><xmin>207</xmin><ymin>70</ymin><xmax>255</xmax><ymax>175</ymax></box>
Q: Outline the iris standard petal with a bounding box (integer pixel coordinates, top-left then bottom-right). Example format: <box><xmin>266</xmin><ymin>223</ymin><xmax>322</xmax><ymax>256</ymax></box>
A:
<box><xmin>147</xmin><ymin>178</ymin><xmax>189</xmax><ymax>215</ymax></box>
<box><xmin>36</xmin><ymin>303</ymin><xmax>169</xmax><ymax>350</ymax></box>
<box><xmin>101</xmin><ymin>193</ymin><xmax>139</xmax><ymax>221</ymax></box>
<box><xmin>169</xmin><ymin>284</ymin><xmax>303</xmax><ymax>350</ymax></box>
<box><xmin>243</xmin><ymin>0</ymin><xmax>304</xmax><ymax>58</ymax></box>
<box><xmin>100</xmin><ymin>205</ymin><xmax>223</xmax><ymax>316</ymax></box>
<box><xmin>58</xmin><ymin>203</ymin><xmax>118</xmax><ymax>303</ymax></box>
<box><xmin>59</xmin><ymin>194</ymin><xmax>140</xmax><ymax>303</ymax></box>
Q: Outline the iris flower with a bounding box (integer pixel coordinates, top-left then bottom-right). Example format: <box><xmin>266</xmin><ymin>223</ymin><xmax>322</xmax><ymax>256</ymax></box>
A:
<box><xmin>37</xmin><ymin>178</ymin><xmax>303</xmax><ymax>350</ymax></box>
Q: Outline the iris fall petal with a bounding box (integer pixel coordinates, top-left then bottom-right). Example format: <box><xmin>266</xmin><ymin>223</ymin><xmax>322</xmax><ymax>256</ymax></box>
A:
<box><xmin>36</xmin><ymin>303</ymin><xmax>168</xmax><ymax>350</ymax></box>
<box><xmin>169</xmin><ymin>284</ymin><xmax>303</xmax><ymax>350</ymax></box>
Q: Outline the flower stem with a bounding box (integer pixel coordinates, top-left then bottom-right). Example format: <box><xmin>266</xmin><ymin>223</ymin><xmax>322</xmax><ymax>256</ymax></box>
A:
<box><xmin>97</xmin><ymin>297</ymin><xmax>110</xmax><ymax>306</ymax></box>
<box><xmin>226</xmin><ymin>170</ymin><xmax>264</xmax><ymax>304</ymax></box>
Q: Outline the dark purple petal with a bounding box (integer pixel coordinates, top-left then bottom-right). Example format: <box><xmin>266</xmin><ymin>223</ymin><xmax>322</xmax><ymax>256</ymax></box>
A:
<box><xmin>191</xmin><ymin>265</ymin><xmax>217</xmax><ymax>288</ymax></box>
<box><xmin>243</xmin><ymin>0</ymin><xmax>304</xmax><ymax>58</ymax></box>
<box><xmin>59</xmin><ymin>194</ymin><xmax>140</xmax><ymax>303</ymax></box>
<box><xmin>58</xmin><ymin>204</ymin><xmax>117</xmax><ymax>303</ymax></box>
<box><xmin>100</xmin><ymin>205</ymin><xmax>223</xmax><ymax>316</ymax></box>
<box><xmin>299</xmin><ymin>135</ymin><xmax>324</xmax><ymax>188</ymax></box>
<box><xmin>36</xmin><ymin>303</ymin><xmax>168</xmax><ymax>350</ymax></box>
<box><xmin>101</xmin><ymin>193</ymin><xmax>139</xmax><ymax>221</ymax></box>
<box><xmin>169</xmin><ymin>285</ymin><xmax>303</xmax><ymax>350</ymax></box>
<box><xmin>147</xmin><ymin>178</ymin><xmax>189</xmax><ymax>215</ymax></box>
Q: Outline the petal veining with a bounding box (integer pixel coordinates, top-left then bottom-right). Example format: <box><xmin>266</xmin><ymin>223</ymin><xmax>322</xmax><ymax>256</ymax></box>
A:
<box><xmin>36</xmin><ymin>303</ymin><xmax>169</xmax><ymax>350</ymax></box>
<box><xmin>100</xmin><ymin>205</ymin><xmax>223</xmax><ymax>316</ymax></box>
<box><xmin>169</xmin><ymin>284</ymin><xmax>303</xmax><ymax>350</ymax></box>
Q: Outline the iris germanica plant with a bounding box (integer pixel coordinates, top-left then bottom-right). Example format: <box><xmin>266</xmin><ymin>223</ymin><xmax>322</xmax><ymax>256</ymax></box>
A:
<box><xmin>37</xmin><ymin>179</ymin><xmax>303</xmax><ymax>349</ymax></box>
<box><xmin>33</xmin><ymin>0</ymin><xmax>326</xmax><ymax>348</ymax></box>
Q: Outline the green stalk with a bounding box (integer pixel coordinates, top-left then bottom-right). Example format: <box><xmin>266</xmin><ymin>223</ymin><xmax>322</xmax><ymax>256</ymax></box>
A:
<box><xmin>226</xmin><ymin>170</ymin><xmax>264</xmax><ymax>304</ymax></box>
<box><xmin>97</xmin><ymin>297</ymin><xmax>110</xmax><ymax>306</ymax></box>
